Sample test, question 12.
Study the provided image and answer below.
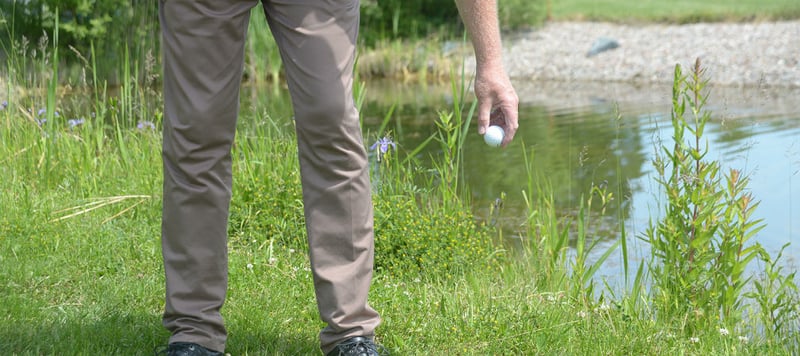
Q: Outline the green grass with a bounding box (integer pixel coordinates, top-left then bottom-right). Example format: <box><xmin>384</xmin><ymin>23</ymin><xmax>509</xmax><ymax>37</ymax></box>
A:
<box><xmin>0</xmin><ymin>186</ymin><xmax>776</xmax><ymax>355</ymax></box>
<box><xmin>0</xmin><ymin>231</ymin><xmax>771</xmax><ymax>355</ymax></box>
<box><xmin>547</xmin><ymin>0</ymin><xmax>800</xmax><ymax>23</ymax></box>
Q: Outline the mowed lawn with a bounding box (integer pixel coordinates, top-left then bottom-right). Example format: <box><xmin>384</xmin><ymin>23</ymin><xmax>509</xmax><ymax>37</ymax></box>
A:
<box><xmin>547</xmin><ymin>0</ymin><xmax>800</xmax><ymax>22</ymax></box>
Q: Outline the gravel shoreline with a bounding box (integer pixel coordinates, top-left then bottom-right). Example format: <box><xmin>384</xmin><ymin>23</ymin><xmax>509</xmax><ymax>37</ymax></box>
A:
<box><xmin>488</xmin><ymin>21</ymin><xmax>800</xmax><ymax>88</ymax></box>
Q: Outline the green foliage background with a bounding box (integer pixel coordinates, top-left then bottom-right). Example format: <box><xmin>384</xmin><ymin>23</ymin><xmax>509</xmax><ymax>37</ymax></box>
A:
<box><xmin>0</xmin><ymin>0</ymin><xmax>155</xmax><ymax>49</ymax></box>
<box><xmin>1</xmin><ymin>0</ymin><xmax>546</xmax><ymax>50</ymax></box>
<box><xmin>0</xmin><ymin>0</ymin><xmax>545</xmax><ymax>83</ymax></box>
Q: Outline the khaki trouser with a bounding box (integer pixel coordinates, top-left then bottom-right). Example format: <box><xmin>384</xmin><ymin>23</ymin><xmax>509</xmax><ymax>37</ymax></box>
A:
<box><xmin>158</xmin><ymin>0</ymin><xmax>380</xmax><ymax>353</ymax></box>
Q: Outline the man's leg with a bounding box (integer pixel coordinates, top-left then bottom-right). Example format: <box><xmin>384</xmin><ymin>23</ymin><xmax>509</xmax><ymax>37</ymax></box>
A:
<box><xmin>159</xmin><ymin>0</ymin><xmax>256</xmax><ymax>352</ymax></box>
<box><xmin>261</xmin><ymin>0</ymin><xmax>381</xmax><ymax>353</ymax></box>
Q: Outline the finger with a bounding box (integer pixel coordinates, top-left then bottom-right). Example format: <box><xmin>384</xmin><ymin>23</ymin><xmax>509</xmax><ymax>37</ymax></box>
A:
<box><xmin>477</xmin><ymin>100</ymin><xmax>492</xmax><ymax>135</ymax></box>
<box><xmin>489</xmin><ymin>108</ymin><xmax>504</xmax><ymax>126</ymax></box>
<box><xmin>501</xmin><ymin>105</ymin><xmax>519</xmax><ymax>147</ymax></box>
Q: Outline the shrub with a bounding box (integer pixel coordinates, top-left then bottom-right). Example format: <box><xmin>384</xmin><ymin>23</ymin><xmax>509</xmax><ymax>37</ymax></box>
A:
<box><xmin>0</xmin><ymin>0</ymin><xmax>154</xmax><ymax>51</ymax></box>
<box><xmin>373</xmin><ymin>192</ymin><xmax>497</xmax><ymax>278</ymax></box>
<box><xmin>359</xmin><ymin>0</ymin><xmax>547</xmax><ymax>44</ymax></box>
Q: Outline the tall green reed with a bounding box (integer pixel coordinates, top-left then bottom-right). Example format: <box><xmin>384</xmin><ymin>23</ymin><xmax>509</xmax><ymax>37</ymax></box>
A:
<box><xmin>643</xmin><ymin>59</ymin><xmax>787</xmax><ymax>333</ymax></box>
<box><xmin>518</xmin><ymin>146</ymin><xmax>619</xmax><ymax>299</ymax></box>
<box><xmin>747</xmin><ymin>244</ymin><xmax>799</xmax><ymax>348</ymax></box>
<box><xmin>428</xmin><ymin>68</ymin><xmax>476</xmax><ymax>208</ymax></box>
<box><xmin>41</xmin><ymin>13</ymin><xmax>59</xmax><ymax>186</ymax></box>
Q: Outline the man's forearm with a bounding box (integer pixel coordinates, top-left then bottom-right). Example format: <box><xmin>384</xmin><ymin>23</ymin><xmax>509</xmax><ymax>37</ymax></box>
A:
<box><xmin>454</xmin><ymin>0</ymin><xmax>519</xmax><ymax>145</ymax></box>
<box><xmin>454</xmin><ymin>0</ymin><xmax>504</xmax><ymax>68</ymax></box>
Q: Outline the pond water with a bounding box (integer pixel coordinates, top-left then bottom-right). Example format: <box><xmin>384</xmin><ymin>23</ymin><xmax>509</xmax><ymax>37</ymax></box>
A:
<box><xmin>494</xmin><ymin>83</ymin><xmax>800</xmax><ymax>286</ymax></box>
<box><xmin>245</xmin><ymin>79</ymin><xmax>800</xmax><ymax>286</ymax></box>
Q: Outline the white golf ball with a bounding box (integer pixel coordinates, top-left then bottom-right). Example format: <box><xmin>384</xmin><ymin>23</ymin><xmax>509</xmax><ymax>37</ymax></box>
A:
<box><xmin>484</xmin><ymin>125</ymin><xmax>505</xmax><ymax>147</ymax></box>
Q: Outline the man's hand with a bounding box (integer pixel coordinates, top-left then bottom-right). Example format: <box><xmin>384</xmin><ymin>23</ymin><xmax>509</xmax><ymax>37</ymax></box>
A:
<box><xmin>475</xmin><ymin>65</ymin><xmax>519</xmax><ymax>147</ymax></box>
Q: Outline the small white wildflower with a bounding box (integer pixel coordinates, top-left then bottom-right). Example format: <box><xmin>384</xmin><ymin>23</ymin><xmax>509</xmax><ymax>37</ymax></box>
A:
<box><xmin>251</xmin><ymin>239</ymin><xmax>257</xmax><ymax>244</ymax></box>
<box><xmin>719</xmin><ymin>328</ymin><xmax>729</xmax><ymax>336</ymax></box>
<box><xmin>246</xmin><ymin>263</ymin><xmax>254</xmax><ymax>270</ymax></box>
<box><xmin>738</xmin><ymin>336</ymin><xmax>749</xmax><ymax>343</ymax></box>
<box><xmin>594</xmin><ymin>303</ymin><xmax>611</xmax><ymax>312</ymax></box>
<box><xmin>268</xmin><ymin>257</ymin><xmax>277</xmax><ymax>265</ymax></box>
<box><xmin>577</xmin><ymin>311</ymin><xmax>588</xmax><ymax>318</ymax></box>
<box><xmin>689</xmin><ymin>337</ymin><xmax>700</xmax><ymax>344</ymax></box>
<box><xmin>546</xmin><ymin>295</ymin><xmax>557</xmax><ymax>302</ymax></box>
<box><xmin>413</xmin><ymin>278</ymin><xmax>421</xmax><ymax>283</ymax></box>
<box><xmin>289</xmin><ymin>249</ymin><xmax>296</xmax><ymax>253</ymax></box>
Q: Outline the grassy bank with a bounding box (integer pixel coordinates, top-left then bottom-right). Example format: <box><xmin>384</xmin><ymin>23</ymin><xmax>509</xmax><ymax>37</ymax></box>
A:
<box><xmin>548</xmin><ymin>0</ymin><xmax>800</xmax><ymax>23</ymax></box>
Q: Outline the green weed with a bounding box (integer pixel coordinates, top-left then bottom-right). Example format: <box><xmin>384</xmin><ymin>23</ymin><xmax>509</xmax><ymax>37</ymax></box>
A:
<box><xmin>643</xmin><ymin>60</ymin><xmax>798</xmax><ymax>345</ymax></box>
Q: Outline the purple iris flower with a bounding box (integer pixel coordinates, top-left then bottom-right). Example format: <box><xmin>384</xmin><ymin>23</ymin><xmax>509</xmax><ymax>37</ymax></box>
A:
<box><xmin>68</xmin><ymin>118</ymin><xmax>85</xmax><ymax>129</ymax></box>
<box><xmin>370</xmin><ymin>137</ymin><xmax>396</xmax><ymax>162</ymax></box>
<box><xmin>137</xmin><ymin>121</ymin><xmax>156</xmax><ymax>130</ymax></box>
<box><xmin>1</xmin><ymin>101</ymin><xmax>7</xmax><ymax>110</ymax></box>
<box><xmin>36</xmin><ymin>108</ymin><xmax>59</xmax><ymax>117</ymax></box>
<box><xmin>371</xmin><ymin>137</ymin><xmax>396</xmax><ymax>154</ymax></box>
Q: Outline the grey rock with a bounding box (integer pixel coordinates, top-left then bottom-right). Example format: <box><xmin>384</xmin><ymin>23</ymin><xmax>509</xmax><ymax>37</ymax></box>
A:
<box><xmin>587</xmin><ymin>37</ymin><xmax>620</xmax><ymax>57</ymax></box>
